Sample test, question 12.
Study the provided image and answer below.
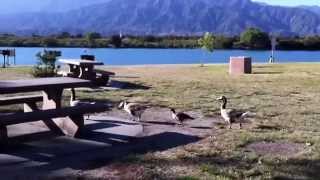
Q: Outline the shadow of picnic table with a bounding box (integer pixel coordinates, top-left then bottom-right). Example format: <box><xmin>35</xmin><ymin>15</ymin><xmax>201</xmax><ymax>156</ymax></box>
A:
<box><xmin>0</xmin><ymin>117</ymin><xmax>201</xmax><ymax>179</ymax></box>
<box><xmin>0</xmin><ymin>116</ymin><xmax>318</xmax><ymax>180</ymax></box>
<box><xmin>109</xmin><ymin>80</ymin><xmax>150</xmax><ymax>90</ymax></box>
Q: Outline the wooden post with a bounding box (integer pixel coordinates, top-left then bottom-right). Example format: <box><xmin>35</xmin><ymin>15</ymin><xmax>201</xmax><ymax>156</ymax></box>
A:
<box><xmin>6</xmin><ymin>55</ymin><xmax>10</xmax><ymax>67</ymax></box>
<box><xmin>2</xmin><ymin>55</ymin><xmax>5</xmax><ymax>68</ymax></box>
<box><xmin>13</xmin><ymin>49</ymin><xmax>16</xmax><ymax>65</ymax></box>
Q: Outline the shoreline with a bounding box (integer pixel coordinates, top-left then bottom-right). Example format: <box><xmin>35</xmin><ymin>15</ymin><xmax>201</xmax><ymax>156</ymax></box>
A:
<box><xmin>2</xmin><ymin>46</ymin><xmax>320</xmax><ymax>51</ymax></box>
<box><xmin>6</xmin><ymin>62</ymin><xmax>320</xmax><ymax>69</ymax></box>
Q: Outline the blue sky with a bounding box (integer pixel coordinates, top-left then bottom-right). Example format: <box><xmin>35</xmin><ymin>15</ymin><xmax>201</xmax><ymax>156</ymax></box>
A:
<box><xmin>252</xmin><ymin>0</ymin><xmax>320</xmax><ymax>6</ymax></box>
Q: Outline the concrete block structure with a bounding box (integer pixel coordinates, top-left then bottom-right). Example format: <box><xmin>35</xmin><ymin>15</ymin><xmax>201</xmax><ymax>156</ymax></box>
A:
<box><xmin>229</xmin><ymin>56</ymin><xmax>252</xmax><ymax>75</ymax></box>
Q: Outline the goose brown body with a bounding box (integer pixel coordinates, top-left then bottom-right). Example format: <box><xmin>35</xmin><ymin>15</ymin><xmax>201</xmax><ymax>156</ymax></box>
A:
<box><xmin>217</xmin><ymin>96</ymin><xmax>249</xmax><ymax>129</ymax></box>
<box><xmin>170</xmin><ymin>108</ymin><xmax>194</xmax><ymax>125</ymax></box>
<box><xmin>119</xmin><ymin>100</ymin><xmax>148</xmax><ymax>121</ymax></box>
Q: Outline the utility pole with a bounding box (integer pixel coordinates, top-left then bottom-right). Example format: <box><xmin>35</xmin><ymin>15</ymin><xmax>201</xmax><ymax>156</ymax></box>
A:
<box><xmin>269</xmin><ymin>36</ymin><xmax>277</xmax><ymax>63</ymax></box>
<box><xmin>2</xmin><ymin>54</ymin><xmax>5</xmax><ymax>68</ymax></box>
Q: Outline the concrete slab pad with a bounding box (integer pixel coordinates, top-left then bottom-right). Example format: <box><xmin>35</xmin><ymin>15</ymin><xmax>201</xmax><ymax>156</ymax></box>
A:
<box><xmin>0</xmin><ymin>108</ymin><xmax>212</xmax><ymax>179</ymax></box>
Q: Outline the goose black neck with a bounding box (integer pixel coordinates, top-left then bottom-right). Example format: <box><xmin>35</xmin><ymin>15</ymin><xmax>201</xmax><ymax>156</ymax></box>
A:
<box><xmin>221</xmin><ymin>98</ymin><xmax>227</xmax><ymax>109</ymax></box>
<box><xmin>71</xmin><ymin>88</ymin><xmax>76</xmax><ymax>101</ymax></box>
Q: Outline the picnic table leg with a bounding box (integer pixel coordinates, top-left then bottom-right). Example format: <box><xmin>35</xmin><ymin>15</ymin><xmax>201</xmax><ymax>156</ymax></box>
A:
<box><xmin>79</xmin><ymin>65</ymin><xmax>96</xmax><ymax>80</ymax></box>
<box><xmin>24</xmin><ymin>102</ymin><xmax>39</xmax><ymax>112</ymax></box>
<box><xmin>68</xmin><ymin>64</ymin><xmax>81</xmax><ymax>78</ymax></box>
<box><xmin>0</xmin><ymin>126</ymin><xmax>8</xmax><ymax>143</ymax></box>
<box><xmin>62</xmin><ymin>115</ymin><xmax>85</xmax><ymax>137</ymax></box>
<box><xmin>25</xmin><ymin>101</ymin><xmax>65</xmax><ymax>135</ymax></box>
<box><xmin>43</xmin><ymin>114</ymin><xmax>85</xmax><ymax>137</ymax></box>
<box><xmin>42</xmin><ymin>88</ymin><xmax>85</xmax><ymax>137</ymax></box>
<box><xmin>41</xmin><ymin>88</ymin><xmax>73</xmax><ymax>135</ymax></box>
<box><xmin>42</xmin><ymin>88</ymin><xmax>63</xmax><ymax>110</ymax></box>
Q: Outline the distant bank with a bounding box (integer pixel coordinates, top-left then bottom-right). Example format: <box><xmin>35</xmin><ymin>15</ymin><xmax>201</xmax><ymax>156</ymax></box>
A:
<box><xmin>1</xmin><ymin>47</ymin><xmax>320</xmax><ymax>66</ymax></box>
<box><xmin>0</xmin><ymin>30</ymin><xmax>320</xmax><ymax>50</ymax></box>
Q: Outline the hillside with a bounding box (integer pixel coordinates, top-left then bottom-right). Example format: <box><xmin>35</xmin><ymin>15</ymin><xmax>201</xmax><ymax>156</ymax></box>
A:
<box><xmin>0</xmin><ymin>0</ymin><xmax>109</xmax><ymax>14</ymax></box>
<box><xmin>300</xmin><ymin>5</ymin><xmax>320</xmax><ymax>16</ymax></box>
<box><xmin>0</xmin><ymin>0</ymin><xmax>319</xmax><ymax>36</ymax></box>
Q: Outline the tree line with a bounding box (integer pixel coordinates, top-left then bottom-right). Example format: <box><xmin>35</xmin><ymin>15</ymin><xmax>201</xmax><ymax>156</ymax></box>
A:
<box><xmin>0</xmin><ymin>29</ymin><xmax>320</xmax><ymax>50</ymax></box>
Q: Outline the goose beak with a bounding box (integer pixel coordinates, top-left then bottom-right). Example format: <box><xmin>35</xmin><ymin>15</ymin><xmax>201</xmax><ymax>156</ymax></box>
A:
<box><xmin>216</xmin><ymin>97</ymin><xmax>223</xmax><ymax>101</ymax></box>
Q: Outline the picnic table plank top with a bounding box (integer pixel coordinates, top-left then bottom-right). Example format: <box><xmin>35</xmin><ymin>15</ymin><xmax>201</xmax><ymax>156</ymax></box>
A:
<box><xmin>0</xmin><ymin>77</ymin><xmax>92</xmax><ymax>94</ymax></box>
<box><xmin>59</xmin><ymin>59</ymin><xmax>104</xmax><ymax>66</ymax></box>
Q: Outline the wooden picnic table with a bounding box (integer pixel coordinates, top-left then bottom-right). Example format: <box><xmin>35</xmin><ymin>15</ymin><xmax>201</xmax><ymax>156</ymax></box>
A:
<box><xmin>0</xmin><ymin>77</ymin><xmax>92</xmax><ymax>109</ymax></box>
<box><xmin>59</xmin><ymin>59</ymin><xmax>104</xmax><ymax>80</ymax></box>
<box><xmin>0</xmin><ymin>77</ymin><xmax>103</xmax><ymax>139</ymax></box>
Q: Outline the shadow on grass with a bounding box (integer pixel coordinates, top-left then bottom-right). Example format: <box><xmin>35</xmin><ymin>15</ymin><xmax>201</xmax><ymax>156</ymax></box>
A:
<box><xmin>255</xmin><ymin>124</ymin><xmax>282</xmax><ymax>131</ymax></box>
<box><xmin>253</xmin><ymin>65</ymin><xmax>271</xmax><ymax>69</ymax></box>
<box><xmin>1</xmin><ymin>120</ymin><xmax>318</xmax><ymax>180</ymax></box>
<box><xmin>252</xmin><ymin>71</ymin><xmax>283</xmax><ymax>75</ymax></box>
<box><xmin>113</xmin><ymin>75</ymin><xmax>140</xmax><ymax>79</ymax></box>
<box><xmin>142</xmin><ymin>120</ymin><xmax>177</xmax><ymax>126</ymax></box>
<box><xmin>109</xmin><ymin>80</ymin><xmax>150</xmax><ymax>90</ymax></box>
<box><xmin>0</xmin><ymin>118</ymin><xmax>201</xmax><ymax>179</ymax></box>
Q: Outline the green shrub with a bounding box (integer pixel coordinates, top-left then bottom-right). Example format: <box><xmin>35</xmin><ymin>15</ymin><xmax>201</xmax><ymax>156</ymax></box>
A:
<box><xmin>31</xmin><ymin>50</ymin><xmax>59</xmax><ymax>77</ymax></box>
<box><xmin>239</xmin><ymin>28</ymin><xmax>270</xmax><ymax>49</ymax></box>
<box><xmin>31</xmin><ymin>65</ymin><xmax>57</xmax><ymax>77</ymax></box>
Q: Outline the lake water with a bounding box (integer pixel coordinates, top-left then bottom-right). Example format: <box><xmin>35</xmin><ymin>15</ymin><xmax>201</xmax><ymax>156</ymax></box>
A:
<box><xmin>1</xmin><ymin>47</ymin><xmax>320</xmax><ymax>65</ymax></box>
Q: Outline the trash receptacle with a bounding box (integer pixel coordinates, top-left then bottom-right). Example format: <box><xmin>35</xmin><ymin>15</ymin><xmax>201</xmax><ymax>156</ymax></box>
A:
<box><xmin>80</xmin><ymin>55</ymin><xmax>95</xmax><ymax>61</ymax></box>
<box><xmin>229</xmin><ymin>56</ymin><xmax>252</xmax><ymax>75</ymax></box>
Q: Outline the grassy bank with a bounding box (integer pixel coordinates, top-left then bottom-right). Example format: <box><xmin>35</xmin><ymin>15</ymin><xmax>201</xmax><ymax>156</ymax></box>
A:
<box><xmin>1</xmin><ymin>63</ymin><xmax>320</xmax><ymax>179</ymax></box>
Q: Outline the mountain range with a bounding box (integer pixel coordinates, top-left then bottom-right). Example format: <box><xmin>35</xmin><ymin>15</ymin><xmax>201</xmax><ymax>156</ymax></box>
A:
<box><xmin>0</xmin><ymin>0</ymin><xmax>110</xmax><ymax>14</ymax></box>
<box><xmin>0</xmin><ymin>0</ymin><xmax>319</xmax><ymax>36</ymax></box>
<box><xmin>300</xmin><ymin>5</ymin><xmax>320</xmax><ymax>16</ymax></box>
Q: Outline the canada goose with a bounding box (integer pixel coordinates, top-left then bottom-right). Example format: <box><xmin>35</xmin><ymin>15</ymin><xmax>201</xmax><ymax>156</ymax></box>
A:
<box><xmin>70</xmin><ymin>88</ymin><xmax>80</xmax><ymax>107</ymax></box>
<box><xmin>216</xmin><ymin>96</ymin><xmax>251</xmax><ymax>129</ymax></box>
<box><xmin>118</xmin><ymin>100</ymin><xmax>148</xmax><ymax>121</ymax></box>
<box><xmin>170</xmin><ymin>108</ymin><xmax>194</xmax><ymax>125</ymax></box>
<box><xmin>70</xmin><ymin>88</ymin><xmax>93</xmax><ymax>119</ymax></box>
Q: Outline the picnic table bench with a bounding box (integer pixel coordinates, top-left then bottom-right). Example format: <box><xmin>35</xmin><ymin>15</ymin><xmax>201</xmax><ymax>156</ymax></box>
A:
<box><xmin>58</xmin><ymin>59</ymin><xmax>104</xmax><ymax>79</ymax></box>
<box><xmin>58</xmin><ymin>59</ymin><xmax>114</xmax><ymax>85</ymax></box>
<box><xmin>0</xmin><ymin>77</ymin><xmax>109</xmax><ymax>141</ymax></box>
<box><xmin>0</xmin><ymin>104</ymin><xmax>107</xmax><ymax>139</ymax></box>
<box><xmin>93</xmin><ymin>69</ymin><xmax>115</xmax><ymax>85</ymax></box>
<box><xmin>0</xmin><ymin>94</ymin><xmax>44</xmax><ymax>113</ymax></box>
<box><xmin>0</xmin><ymin>95</ymin><xmax>43</xmax><ymax>106</ymax></box>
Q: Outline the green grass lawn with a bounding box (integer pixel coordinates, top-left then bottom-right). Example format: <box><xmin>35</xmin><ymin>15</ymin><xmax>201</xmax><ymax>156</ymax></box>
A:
<box><xmin>1</xmin><ymin>64</ymin><xmax>320</xmax><ymax>179</ymax></box>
